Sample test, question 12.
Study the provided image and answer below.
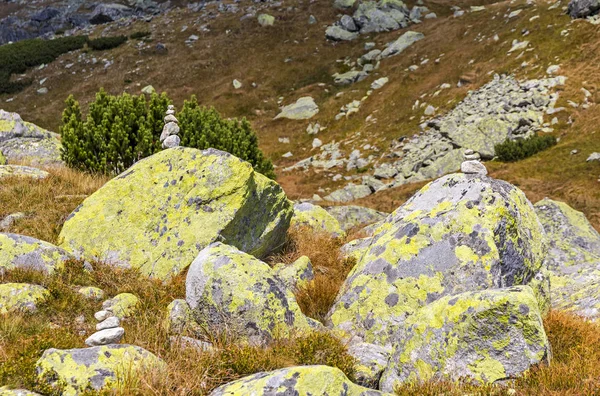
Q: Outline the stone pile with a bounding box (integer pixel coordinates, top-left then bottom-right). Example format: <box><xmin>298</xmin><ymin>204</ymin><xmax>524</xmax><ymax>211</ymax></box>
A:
<box><xmin>160</xmin><ymin>105</ymin><xmax>181</xmax><ymax>148</ymax></box>
<box><xmin>323</xmin><ymin>74</ymin><xmax>565</xmax><ymax>202</ymax></box>
<box><xmin>85</xmin><ymin>308</ymin><xmax>124</xmax><ymax>346</ymax></box>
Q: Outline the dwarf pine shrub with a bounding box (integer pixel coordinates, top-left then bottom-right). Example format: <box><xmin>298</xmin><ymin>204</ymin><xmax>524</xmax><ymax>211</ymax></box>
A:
<box><xmin>495</xmin><ymin>134</ymin><xmax>557</xmax><ymax>162</ymax></box>
<box><xmin>86</xmin><ymin>35</ymin><xmax>128</xmax><ymax>51</ymax></box>
<box><xmin>60</xmin><ymin>91</ymin><xmax>275</xmax><ymax>178</ymax></box>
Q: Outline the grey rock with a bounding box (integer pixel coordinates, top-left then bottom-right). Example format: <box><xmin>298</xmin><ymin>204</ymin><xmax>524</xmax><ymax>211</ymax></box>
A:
<box><xmin>340</xmin><ymin>15</ymin><xmax>359</xmax><ymax>32</ymax></box>
<box><xmin>461</xmin><ymin>160</ymin><xmax>488</xmax><ymax>175</ymax></box>
<box><xmin>162</xmin><ymin>134</ymin><xmax>181</xmax><ymax>149</ymax></box>
<box><xmin>96</xmin><ymin>316</ymin><xmax>120</xmax><ymax>331</ymax></box>
<box><xmin>380</xmin><ymin>31</ymin><xmax>424</xmax><ymax>58</ymax></box>
<box><xmin>275</xmin><ymin>97</ymin><xmax>319</xmax><ymax>120</ymax></box>
<box><xmin>325</xmin><ymin>205</ymin><xmax>387</xmax><ymax>231</ymax></box>
<box><xmin>333</xmin><ymin>70</ymin><xmax>368</xmax><ymax>85</ymax></box>
<box><xmin>325</xmin><ymin>25</ymin><xmax>359</xmax><ymax>41</ymax></box>
<box><xmin>586</xmin><ymin>152</ymin><xmax>600</xmax><ymax>162</ymax></box>
<box><xmin>324</xmin><ymin>184</ymin><xmax>373</xmax><ymax>202</ymax></box>
<box><xmin>348</xmin><ymin>342</ymin><xmax>392</xmax><ymax>388</ymax></box>
<box><xmin>94</xmin><ymin>310</ymin><xmax>113</xmax><ymax>321</ymax></box>
<box><xmin>0</xmin><ymin>213</ymin><xmax>25</xmax><ymax>231</ymax></box>
<box><xmin>84</xmin><ymin>327</ymin><xmax>125</xmax><ymax>346</ymax></box>
<box><xmin>568</xmin><ymin>0</ymin><xmax>600</xmax><ymax>18</ymax></box>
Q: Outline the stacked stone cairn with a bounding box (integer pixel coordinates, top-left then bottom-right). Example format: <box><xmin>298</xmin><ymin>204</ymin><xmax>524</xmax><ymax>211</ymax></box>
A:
<box><xmin>85</xmin><ymin>307</ymin><xmax>125</xmax><ymax>346</ymax></box>
<box><xmin>461</xmin><ymin>149</ymin><xmax>487</xmax><ymax>175</ymax></box>
<box><xmin>160</xmin><ymin>105</ymin><xmax>181</xmax><ymax>149</ymax></box>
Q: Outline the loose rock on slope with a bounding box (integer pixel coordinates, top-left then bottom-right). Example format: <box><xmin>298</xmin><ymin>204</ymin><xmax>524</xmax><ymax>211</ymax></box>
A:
<box><xmin>58</xmin><ymin>148</ymin><xmax>292</xmax><ymax>280</ymax></box>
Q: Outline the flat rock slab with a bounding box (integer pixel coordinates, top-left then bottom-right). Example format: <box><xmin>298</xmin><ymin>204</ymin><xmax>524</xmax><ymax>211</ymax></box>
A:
<box><xmin>275</xmin><ymin>97</ymin><xmax>319</xmax><ymax>120</ymax></box>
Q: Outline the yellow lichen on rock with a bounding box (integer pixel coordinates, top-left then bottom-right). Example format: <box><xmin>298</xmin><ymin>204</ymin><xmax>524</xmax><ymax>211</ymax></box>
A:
<box><xmin>0</xmin><ymin>283</ymin><xmax>50</xmax><ymax>314</ymax></box>
<box><xmin>291</xmin><ymin>202</ymin><xmax>345</xmax><ymax>237</ymax></box>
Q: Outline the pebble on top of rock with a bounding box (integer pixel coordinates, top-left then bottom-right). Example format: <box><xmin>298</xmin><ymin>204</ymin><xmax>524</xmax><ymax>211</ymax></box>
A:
<box><xmin>328</xmin><ymin>173</ymin><xmax>547</xmax><ymax>346</ymax></box>
<box><xmin>0</xmin><ymin>233</ymin><xmax>72</xmax><ymax>275</ymax></box>
<box><xmin>186</xmin><ymin>242</ymin><xmax>312</xmax><ymax>345</ymax></box>
<box><xmin>36</xmin><ymin>345</ymin><xmax>166</xmax><ymax>396</ymax></box>
<box><xmin>58</xmin><ymin>147</ymin><xmax>292</xmax><ymax>280</ymax></box>
<box><xmin>274</xmin><ymin>97</ymin><xmax>319</xmax><ymax>120</ymax></box>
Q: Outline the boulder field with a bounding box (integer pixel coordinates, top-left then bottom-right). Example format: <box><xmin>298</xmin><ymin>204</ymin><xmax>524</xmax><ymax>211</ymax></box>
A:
<box><xmin>1</xmin><ymin>147</ymin><xmax>598</xmax><ymax>394</ymax></box>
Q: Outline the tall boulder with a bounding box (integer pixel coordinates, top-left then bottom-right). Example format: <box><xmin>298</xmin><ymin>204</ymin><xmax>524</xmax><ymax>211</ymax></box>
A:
<box><xmin>534</xmin><ymin>198</ymin><xmax>600</xmax><ymax>319</ymax></box>
<box><xmin>380</xmin><ymin>286</ymin><xmax>550</xmax><ymax>390</ymax></box>
<box><xmin>58</xmin><ymin>148</ymin><xmax>292</xmax><ymax>280</ymax></box>
<box><xmin>186</xmin><ymin>243</ymin><xmax>312</xmax><ymax>345</ymax></box>
<box><xmin>327</xmin><ymin>173</ymin><xmax>547</xmax><ymax>346</ymax></box>
<box><xmin>209</xmin><ymin>365</ymin><xmax>391</xmax><ymax>396</ymax></box>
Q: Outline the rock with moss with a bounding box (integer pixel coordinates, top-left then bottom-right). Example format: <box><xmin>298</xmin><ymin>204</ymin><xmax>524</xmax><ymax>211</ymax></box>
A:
<box><xmin>0</xmin><ymin>110</ymin><xmax>63</xmax><ymax>166</ymax></box>
<box><xmin>0</xmin><ymin>165</ymin><xmax>49</xmax><ymax>180</ymax></box>
<box><xmin>347</xmin><ymin>342</ymin><xmax>392</xmax><ymax>388</ymax></box>
<box><xmin>0</xmin><ymin>151</ymin><xmax>5</xmax><ymax>165</ymax></box>
<box><xmin>534</xmin><ymin>198</ymin><xmax>600</xmax><ymax>319</ymax></box>
<box><xmin>0</xmin><ymin>283</ymin><xmax>50</xmax><ymax>314</ymax></box>
<box><xmin>35</xmin><ymin>344</ymin><xmax>166</xmax><ymax>396</ymax></box>
<box><xmin>186</xmin><ymin>243</ymin><xmax>312</xmax><ymax>345</ymax></box>
<box><xmin>58</xmin><ymin>148</ymin><xmax>292</xmax><ymax>280</ymax></box>
<box><xmin>209</xmin><ymin>365</ymin><xmax>391</xmax><ymax>396</ymax></box>
<box><xmin>273</xmin><ymin>255</ymin><xmax>314</xmax><ymax>290</ymax></box>
<box><xmin>102</xmin><ymin>293</ymin><xmax>139</xmax><ymax>319</ymax></box>
<box><xmin>380</xmin><ymin>286</ymin><xmax>550</xmax><ymax>390</ymax></box>
<box><xmin>77</xmin><ymin>286</ymin><xmax>105</xmax><ymax>301</ymax></box>
<box><xmin>165</xmin><ymin>299</ymin><xmax>203</xmax><ymax>335</ymax></box>
<box><xmin>0</xmin><ymin>388</ymin><xmax>42</xmax><ymax>396</ymax></box>
<box><xmin>327</xmin><ymin>173</ymin><xmax>547</xmax><ymax>346</ymax></box>
<box><xmin>291</xmin><ymin>202</ymin><xmax>345</xmax><ymax>237</ymax></box>
<box><xmin>0</xmin><ymin>233</ymin><xmax>72</xmax><ymax>274</ymax></box>
<box><xmin>325</xmin><ymin>205</ymin><xmax>388</xmax><ymax>232</ymax></box>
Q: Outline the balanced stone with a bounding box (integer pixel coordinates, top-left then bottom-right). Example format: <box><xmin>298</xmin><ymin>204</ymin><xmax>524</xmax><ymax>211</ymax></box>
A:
<box><xmin>96</xmin><ymin>316</ymin><xmax>120</xmax><ymax>331</ymax></box>
<box><xmin>461</xmin><ymin>160</ymin><xmax>488</xmax><ymax>175</ymax></box>
<box><xmin>85</xmin><ymin>327</ymin><xmax>125</xmax><ymax>346</ymax></box>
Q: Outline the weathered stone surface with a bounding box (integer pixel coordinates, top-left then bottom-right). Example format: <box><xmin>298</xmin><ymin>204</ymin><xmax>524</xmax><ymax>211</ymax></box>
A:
<box><xmin>209</xmin><ymin>365</ymin><xmax>390</xmax><ymax>396</ymax></box>
<box><xmin>275</xmin><ymin>97</ymin><xmax>319</xmax><ymax>120</ymax></box>
<box><xmin>0</xmin><ymin>283</ymin><xmax>50</xmax><ymax>314</ymax></box>
<box><xmin>291</xmin><ymin>202</ymin><xmax>345</xmax><ymax>237</ymax></box>
<box><xmin>0</xmin><ymin>110</ymin><xmax>63</xmax><ymax>166</ymax></box>
<box><xmin>380</xmin><ymin>31</ymin><xmax>424</xmax><ymax>58</ymax></box>
<box><xmin>0</xmin><ymin>165</ymin><xmax>49</xmax><ymax>180</ymax></box>
<box><xmin>380</xmin><ymin>286</ymin><xmax>549</xmax><ymax>390</ymax></box>
<box><xmin>58</xmin><ymin>148</ymin><xmax>292</xmax><ymax>280</ymax></box>
<box><xmin>85</xmin><ymin>327</ymin><xmax>125</xmax><ymax>346</ymax></box>
<box><xmin>77</xmin><ymin>286</ymin><xmax>105</xmax><ymax>301</ymax></box>
<box><xmin>257</xmin><ymin>13</ymin><xmax>275</xmax><ymax>26</ymax></box>
<box><xmin>568</xmin><ymin>0</ymin><xmax>600</xmax><ymax>18</ymax></box>
<box><xmin>325</xmin><ymin>205</ymin><xmax>387</xmax><ymax>232</ymax></box>
<box><xmin>96</xmin><ymin>316</ymin><xmax>120</xmax><ymax>331</ymax></box>
<box><xmin>273</xmin><ymin>256</ymin><xmax>314</xmax><ymax>290</ymax></box>
<box><xmin>535</xmin><ymin>198</ymin><xmax>600</xmax><ymax>319</ymax></box>
<box><xmin>165</xmin><ymin>299</ymin><xmax>203</xmax><ymax>335</ymax></box>
<box><xmin>0</xmin><ymin>388</ymin><xmax>41</xmax><ymax>396</ymax></box>
<box><xmin>327</xmin><ymin>173</ymin><xmax>547</xmax><ymax>346</ymax></box>
<box><xmin>461</xmin><ymin>160</ymin><xmax>488</xmax><ymax>175</ymax></box>
<box><xmin>333</xmin><ymin>70</ymin><xmax>368</xmax><ymax>85</ymax></box>
<box><xmin>186</xmin><ymin>243</ymin><xmax>312</xmax><ymax>345</ymax></box>
<box><xmin>325</xmin><ymin>184</ymin><xmax>372</xmax><ymax>202</ymax></box>
<box><xmin>348</xmin><ymin>342</ymin><xmax>392</xmax><ymax>388</ymax></box>
<box><xmin>102</xmin><ymin>293</ymin><xmax>139</xmax><ymax>319</ymax></box>
<box><xmin>0</xmin><ymin>233</ymin><xmax>72</xmax><ymax>274</ymax></box>
<box><xmin>326</xmin><ymin>25</ymin><xmax>359</xmax><ymax>41</ymax></box>
<box><xmin>36</xmin><ymin>345</ymin><xmax>166</xmax><ymax>396</ymax></box>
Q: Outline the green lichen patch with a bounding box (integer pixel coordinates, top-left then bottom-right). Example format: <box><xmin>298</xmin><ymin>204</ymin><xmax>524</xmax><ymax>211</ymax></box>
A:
<box><xmin>0</xmin><ymin>233</ymin><xmax>72</xmax><ymax>274</ymax></box>
<box><xmin>102</xmin><ymin>292</ymin><xmax>139</xmax><ymax>319</ymax></box>
<box><xmin>76</xmin><ymin>286</ymin><xmax>104</xmax><ymax>301</ymax></box>
<box><xmin>165</xmin><ymin>299</ymin><xmax>203</xmax><ymax>336</ymax></box>
<box><xmin>58</xmin><ymin>147</ymin><xmax>292</xmax><ymax>280</ymax></box>
<box><xmin>209</xmin><ymin>365</ymin><xmax>391</xmax><ymax>396</ymax></box>
<box><xmin>0</xmin><ymin>283</ymin><xmax>50</xmax><ymax>314</ymax></box>
<box><xmin>534</xmin><ymin>199</ymin><xmax>600</xmax><ymax>319</ymax></box>
<box><xmin>291</xmin><ymin>202</ymin><xmax>345</xmax><ymax>238</ymax></box>
<box><xmin>273</xmin><ymin>255</ymin><xmax>314</xmax><ymax>291</ymax></box>
<box><xmin>328</xmin><ymin>173</ymin><xmax>547</xmax><ymax>346</ymax></box>
<box><xmin>186</xmin><ymin>242</ymin><xmax>312</xmax><ymax>345</ymax></box>
<box><xmin>379</xmin><ymin>286</ymin><xmax>550</xmax><ymax>391</ymax></box>
<box><xmin>35</xmin><ymin>344</ymin><xmax>166</xmax><ymax>396</ymax></box>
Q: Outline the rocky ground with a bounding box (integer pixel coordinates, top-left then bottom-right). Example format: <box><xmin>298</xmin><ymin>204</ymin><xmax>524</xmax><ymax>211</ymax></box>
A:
<box><xmin>1</xmin><ymin>0</ymin><xmax>600</xmax><ymax>394</ymax></box>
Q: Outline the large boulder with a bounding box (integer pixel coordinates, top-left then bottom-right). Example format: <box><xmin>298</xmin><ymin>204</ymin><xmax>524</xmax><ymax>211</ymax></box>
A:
<box><xmin>275</xmin><ymin>97</ymin><xmax>319</xmax><ymax>120</ymax></box>
<box><xmin>380</xmin><ymin>286</ymin><xmax>549</xmax><ymax>390</ymax></box>
<box><xmin>327</xmin><ymin>173</ymin><xmax>547</xmax><ymax>346</ymax></box>
<box><xmin>58</xmin><ymin>148</ymin><xmax>292</xmax><ymax>280</ymax></box>
<box><xmin>567</xmin><ymin>0</ymin><xmax>600</xmax><ymax>18</ymax></box>
<box><xmin>185</xmin><ymin>243</ymin><xmax>312</xmax><ymax>345</ymax></box>
<box><xmin>273</xmin><ymin>255</ymin><xmax>315</xmax><ymax>290</ymax></box>
<box><xmin>209</xmin><ymin>365</ymin><xmax>390</xmax><ymax>396</ymax></box>
<box><xmin>36</xmin><ymin>345</ymin><xmax>166</xmax><ymax>396</ymax></box>
<box><xmin>0</xmin><ymin>233</ymin><xmax>72</xmax><ymax>275</ymax></box>
<box><xmin>291</xmin><ymin>202</ymin><xmax>345</xmax><ymax>237</ymax></box>
<box><xmin>0</xmin><ymin>110</ymin><xmax>63</xmax><ymax>166</ymax></box>
<box><xmin>534</xmin><ymin>198</ymin><xmax>600</xmax><ymax>319</ymax></box>
<box><xmin>0</xmin><ymin>283</ymin><xmax>50</xmax><ymax>314</ymax></box>
<box><xmin>325</xmin><ymin>205</ymin><xmax>388</xmax><ymax>232</ymax></box>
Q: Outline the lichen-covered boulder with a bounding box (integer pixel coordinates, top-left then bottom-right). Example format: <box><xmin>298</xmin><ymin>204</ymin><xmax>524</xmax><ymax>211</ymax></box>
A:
<box><xmin>273</xmin><ymin>255</ymin><xmax>314</xmax><ymax>290</ymax></box>
<box><xmin>58</xmin><ymin>148</ymin><xmax>292</xmax><ymax>280</ymax></box>
<box><xmin>347</xmin><ymin>342</ymin><xmax>392</xmax><ymax>388</ymax></box>
<box><xmin>0</xmin><ymin>165</ymin><xmax>49</xmax><ymax>180</ymax></box>
<box><xmin>209</xmin><ymin>365</ymin><xmax>391</xmax><ymax>396</ymax></box>
<box><xmin>35</xmin><ymin>344</ymin><xmax>166</xmax><ymax>396</ymax></box>
<box><xmin>534</xmin><ymin>198</ymin><xmax>600</xmax><ymax>319</ymax></box>
<box><xmin>380</xmin><ymin>286</ymin><xmax>550</xmax><ymax>390</ymax></box>
<box><xmin>327</xmin><ymin>173</ymin><xmax>547</xmax><ymax>346</ymax></box>
<box><xmin>0</xmin><ymin>388</ymin><xmax>41</xmax><ymax>396</ymax></box>
<box><xmin>102</xmin><ymin>293</ymin><xmax>139</xmax><ymax>319</ymax></box>
<box><xmin>0</xmin><ymin>233</ymin><xmax>72</xmax><ymax>274</ymax></box>
<box><xmin>325</xmin><ymin>205</ymin><xmax>388</xmax><ymax>232</ymax></box>
<box><xmin>165</xmin><ymin>299</ymin><xmax>203</xmax><ymax>335</ymax></box>
<box><xmin>291</xmin><ymin>202</ymin><xmax>345</xmax><ymax>237</ymax></box>
<box><xmin>77</xmin><ymin>286</ymin><xmax>105</xmax><ymax>301</ymax></box>
<box><xmin>186</xmin><ymin>243</ymin><xmax>312</xmax><ymax>345</ymax></box>
<box><xmin>0</xmin><ymin>283</ymin><xmax>50</xmax><ymax>314</ymax></box>
<box><xmin>0</xmin><ymin>137</ymin><xmax>63</xmax><ymax>166</ymax></box>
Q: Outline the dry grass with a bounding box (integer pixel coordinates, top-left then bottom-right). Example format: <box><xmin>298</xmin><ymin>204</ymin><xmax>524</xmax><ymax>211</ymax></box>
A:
<box><xmin>0</xmin><ymin>166</ymin><xmax>109</xmax><ymax>243</ymax></box>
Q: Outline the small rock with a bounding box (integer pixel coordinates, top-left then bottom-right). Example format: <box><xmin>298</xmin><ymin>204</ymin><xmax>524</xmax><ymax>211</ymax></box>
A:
<box><xmin>232</xmin><ymin>79</ymin><xmax>242</xmax><ymax>89</ymax></box>
<box><xmin>258</xmin><ymin>14</ymin><xmax>275</xmax><ymax>26</ymax></box>
<box><xmin>571</xmin><ymin>149</ymin><xmax>578</xmax><ymax>155</ymax></box>
<box><xmin>84</xmin><ymin>327</ymin><xmax>125</xmax><ymax>346</ymax></box>
<box><xmin>96</xmin><ymin>316</ymin><xmax>120</xmax><ymax>331</ymax></box>
<box><xmin>587</xmin><ymin>152</ymin><xmax>600</xmax><ymax>162</ymax></box>
<box><xmin>94</xmin><ymin>310</ymin><xmax>113</xmax><ymax>321</ymax></box>
<box><xmin>461</xmin><ymin>160</ymin><xmax>488</xmax><ymax>175</ymax></box>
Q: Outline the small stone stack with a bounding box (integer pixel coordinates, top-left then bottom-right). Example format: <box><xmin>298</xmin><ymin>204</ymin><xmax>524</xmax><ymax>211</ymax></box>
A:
<box><xmin>160</xmin><ymin>105</ymin><xmax>181</xmax><ymax>149</ymax></box>
<box><xmin>85</xmin><ymin>309</ymin><xmax>124</xmax><ymax>347</ymax></box>
<box><xmin>460</xmin><ymin>149</ymin><xmax>488</xmax><ymax>175</ymax></box>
